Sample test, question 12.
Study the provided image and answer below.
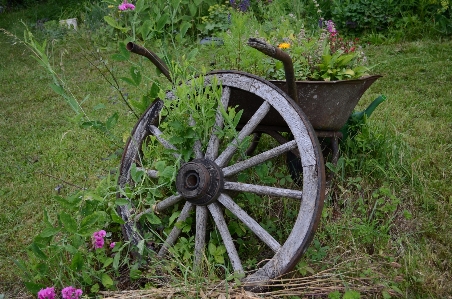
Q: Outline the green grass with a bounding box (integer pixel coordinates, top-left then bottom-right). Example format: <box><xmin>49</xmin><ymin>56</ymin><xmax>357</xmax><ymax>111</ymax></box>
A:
<box><xmin>0</xmin><ymin>13</ymin><xmax>136</xmax><ymax>296</ymax></box>
<box><xmin>1</xmin><ymin>3</ymin><xmax>452</xmax><ymax>298</ymax></box>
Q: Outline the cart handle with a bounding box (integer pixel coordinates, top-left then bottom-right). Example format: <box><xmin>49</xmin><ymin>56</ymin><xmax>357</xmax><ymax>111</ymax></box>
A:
<box><xmin>247</xmin><ymin>38</ymin><xmax>298</xmax><ymax>103</ymax></box>
<box><xmin>127</xmin><ymin>42</ymin><xmax>173</xmax><ymax>83</ymax></box>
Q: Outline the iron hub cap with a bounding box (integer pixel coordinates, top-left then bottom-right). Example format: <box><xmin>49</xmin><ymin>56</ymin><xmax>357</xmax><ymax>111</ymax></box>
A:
<box><xmin>175</xmin><ymin>159</ymin><xmax>224</xmax><ymax>206</ymax></box>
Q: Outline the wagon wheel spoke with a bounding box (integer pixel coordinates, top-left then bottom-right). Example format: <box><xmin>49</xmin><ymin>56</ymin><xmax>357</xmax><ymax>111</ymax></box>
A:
<box><xmin>222</xmin><ymin>140</ymin><xmax>297</xmax><ymax>177</ymax></box>
<box><xmin>154</xmin><ymin>193</ymin><xmax>183</xmax><ymax>212</ymax></box>
<box><xmin>136</xmin><ymin>167</ymin><xmax>159</xmax><ymax>179</ymax></box>
<box><xmin>205</xmin><ymin>87</ymin><xmax>231</xmax><ymax>160</ymax></box>
<box><xmin>158</xmin><ymin>202</ymin><xmax>193</xmax><ymax>257</ymax></box>
<box><xmin>215</xmin><ymin>101</ymin><xmax>271</xmax><ymax>167</ymax></box>
<box><xmin>208</xmin><ymin>202</ymin><xmax>244</xmax><ymax>274</ymax></box>
<box><xmin>218</xmin><ymin>193</ymin><xmax>281</xmax><ymax>252</ymax></box>
<box><xmin>148</xmin><ymin>125</ymin><xmax>180</xmax><ymax>159</ymax></box>
<box><xmin>223</xmin><ymin>181</ymin><xmax>303</xmax><ymax>199</ymax></box>
<box><xmin>194</xmin><ymin>205</ymin><xmax>208</xmax><ymax>270</ymax></box>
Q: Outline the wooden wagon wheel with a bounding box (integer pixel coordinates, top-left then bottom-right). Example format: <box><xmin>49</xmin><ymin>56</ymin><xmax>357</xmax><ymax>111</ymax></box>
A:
<box><xmin>117</xmin><ymin>71</ymin><xmax>325</xmax><ymax>285</ymax></box>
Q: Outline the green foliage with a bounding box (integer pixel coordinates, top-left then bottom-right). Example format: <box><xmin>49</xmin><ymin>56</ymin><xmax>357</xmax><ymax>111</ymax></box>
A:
<box><xmin>200</xmin><ymin>3</ymin><xmax>231</xmax><ymax>36</ymax></box>
<box><xmin>101</xmin><ymin>0</ymin><xmax>218</xmax><ymax>44</ymax></box>
<box><xmin>16</xmin><ymin>176</ymin><xmax>135</xmax><ymax>295</ymax></box>
<box><xmin>207</xmin><ymin>9</ymin><xmax>370</xmax><ymax>81</ymax></box>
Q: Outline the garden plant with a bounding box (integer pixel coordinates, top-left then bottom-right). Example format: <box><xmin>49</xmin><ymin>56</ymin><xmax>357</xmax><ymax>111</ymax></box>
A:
<box><xmin>0</xmin><ymin>0</ymin><xmax>451</xmax><ymax>298</ymax></box>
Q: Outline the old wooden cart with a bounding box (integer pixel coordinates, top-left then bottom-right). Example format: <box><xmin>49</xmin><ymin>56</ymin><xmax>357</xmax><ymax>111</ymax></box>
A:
<box><xmin>117</xmin><ymin>38</ymin><xmax>381</xmax><ymax>286</ymax></box>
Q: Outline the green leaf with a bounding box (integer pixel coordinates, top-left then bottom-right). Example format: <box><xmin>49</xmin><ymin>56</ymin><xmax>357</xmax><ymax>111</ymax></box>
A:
<box><xmin>130</xmin><ymin>66</ymin><xmax>142</xmax><ymax>86</ymax></box>
<box><xmin>113</xmin><ymin>252</ymin><xmax>121</xmax><ymax>270</ymax></box>
<box><xmin>343</xmin><ymin>290</ymin><xmax>361</xmax><ymax>299</ymax></box>
<box><xmin>343</xmin><ymin>69</ymin><xmax>355</xmax><ymax>76</ymax></box>
<box><xmin>111</xmin><ymin>209</ymin><xmax>125</xmax><ymax>224</ymax></box>
<box><xmin>25</xmin><ymin>282</ymin><xmax>46</xmax><ymax>295</ymax></box>
<box><xmin>101</xmin><ymin>273</ymin><xmax>114</xmax><ymax>288</ymax></box>
<box><xmin>39</xmin><ymin>227</ymin><xmax>60</xmax><ymax>238</ymax></box>
<box><xmin>106</xmin><ymin>112</ymin><xmax>119</xmax><ymax>130</ymax></box>
<box><xmin>150</xmin><ymin>82</ymin><xmax>160</xmax><ymax>98</ymax></box>
<box><xmin>130</xmin><ymin>163</ymin><xmax>145</xmax><ymax>183</ymax></box>
<box><xmin>145</xmin><ymin>212</ymin><xmax>162</xmax><ymax>224</ymax></box>
<box><xmin>82</xmin><ymin>272</ymin><xmax>93</xmax><ymax>284</ymax></box>
<box><xmin>30</xmin><ymin>243</ymin><xmax>47</xmax><ymax>260</ymax></box>
<box><xmin>137</xmin><ymin>239</ymin><xmax>145</xmax><ymax>256</ymax></box>
<box><xmin>169</xmin><ymin>211</ymin><xmax>180</xmax><ymax>226</ymax></box>
<box><xmin>91</xmin><ymin>283</ymin><xmax>99</xmax><ymax>293</ymax></box>
<box><xmin>328</xmin><ymin>290</ymin><xmax>342</xmax><ymax>299</ymax></box>
<box><xmin>186</xmin><ymin>48</ymin><xmax>198</xmax><ymax>61</ymax></box>
<box><xmin>71</xmin><ymin>251</ymin><xmax>84</xmax><ymax>271</ymax></box>
<box><xmin>120</xmin><ymin>76</ymin><xmax>137</xmax><ymax>86</ymax></box>
<box><xmin>130</xmin><ymin>264</ymin><xmax>142</xmax><ymax>280</ymax></box>
<box><xmin>111</xmin><ymin>42</ymin><xmax>130</xmax><ymax>61</ymax></box>
<box><xmin>103</xmin><ymin>257</ymin><xmax>114</xmax><ymax>268</ymax></box>
<box><xmin>43</xmin><ymin>209</ymin><xmax>52</xmax><ymax>226</ymax></box>
<box><xmin>156</xmin><ymin>14</ymin><xmax>169</xmax><ymax>31</ymax></box>
<box><xmin>115</xmin><ymin>198</ymin><xmax>130</xmax><ymax>206</ymax></box>
<box><xmin>64</xmin><ymin>244</ymin><xmax>78</xmax><ymax>254</ymax></box>
<box><xmin>59</xmin><ymin>212</ymin><xmax>78</xmax><ymax>234</ymax></box>
<box><xmin>49</xmin><ymin>83</ymin><xmax>65</xmax><ymax>96</ymax></box>
<box><xmin>80</xmin><ymin>213</ymin><xmax>100</xmax><ymax>229</ymax></box>
<box><xmin>188</xmin><ymin>3</ymin><xmax>197</xmax><ymax>16</ymax></box>
<box><xmin>179</xmin><ymin>21</ymin><xmax>191</xmax><ymax>38</ymax></box>
<box><xmin>104</xmin><ymin>16</ymin><xmax>127</xmax><ymax>30</ymax></box>
<box><xmin>140</xmin><ymin>20</ymin><xmax>153</xmax><ymax>39</ymax></box>
<box><xmin>208</xmin><ymin>243</ymin><xmax>216</xmax><ymax>255</ymax></box>
<box><xmin>135</xmin><ymin>0</ymin><xmax>145</xmax><ymax>12</ymax></box>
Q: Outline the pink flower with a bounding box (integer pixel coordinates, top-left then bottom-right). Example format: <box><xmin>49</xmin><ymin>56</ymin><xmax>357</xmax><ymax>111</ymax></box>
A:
<box><xmin>38</xmin><ymin>287</ymin><xmax>56</xmax><ymax>299</ymax></box>
<box><xmin>110</xmin><ymin>242</ymin><xmax>116</xmax><ymax>249</ymax></box>
<box><xmin>118</xmin><ymin>0</ymin><xmax>135</xmax><ymax>11</ymax></box>
<box><xmin>92</xmin><ymin>230</ymin><xmax>107</xmax><ymax>249</ymax></box>
<box><xmin>325</xmin><ymin>20</ymin><xmax>337</xmax><ymax>36</ymax></box>
<box><xmin>61</xmin><ymin>286</ymin><xmax>83</xmax><ymax>299</ymax></box>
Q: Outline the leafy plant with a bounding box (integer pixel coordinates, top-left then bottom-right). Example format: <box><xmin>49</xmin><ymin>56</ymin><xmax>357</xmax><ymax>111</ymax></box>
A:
<box><xmin>15</xmin><ymin>176</ymin><xmax>132</xmax><ymax>295</ymax></box>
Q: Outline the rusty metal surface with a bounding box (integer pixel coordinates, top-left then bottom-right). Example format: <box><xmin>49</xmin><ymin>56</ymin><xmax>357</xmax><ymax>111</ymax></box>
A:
<box><xmin>176</xmin><ymin>158</ymin><xmax>224</xmax><ymax>206</ymax></box>
<box><xmin>271</xmin><ymin>76</ymin><xmax>382</xmax><ymax>131</ymax></box>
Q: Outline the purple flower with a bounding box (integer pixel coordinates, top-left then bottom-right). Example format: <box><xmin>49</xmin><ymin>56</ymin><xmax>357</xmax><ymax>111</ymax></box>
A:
<box><xmin>61</xmin><ymin>286</ymin><xmax>83</xmax><ymax>299</ymax></box>
<box><xmin>118</xmin><ymin>0</ymin><xmax>135</xmax><ymax>11</ymax></box>
<box><xmin>239</xmin><ymin>0</ymin><xmax>250</xmax><ymax>12</ymax></box>
<box><xmin>38</xmin><ymin>287</ymin><xmax>56</xmax><ymax>299</ymax></box>
<box><xmin>325</xmin><ymin>20</ymin><xmax>337</xmax><ymax>36</ymax></box>
<box><xmin>110</xmin><ymin>242</ymin><xmax>116</xmax><ymax>249</ymax></box>
<box><xmin>92</xmin><ymin>230</ymin><xmax>107</xmax><ymax>249</ymax></box>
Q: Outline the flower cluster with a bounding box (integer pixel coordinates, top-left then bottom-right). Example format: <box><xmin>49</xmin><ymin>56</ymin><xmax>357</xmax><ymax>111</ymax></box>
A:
<box><xmin>92</xmin><ymin>230</ymin><xmax>106</xmax><ymax>249</ymax></box>
<box><xmin>324</xmin><ymin>20</ymin><xmax>337</xmax><ymax>36</ymax></box>
<box><xmin>38</xmin><ymin>287</ymin><xmax>55</xmax><ymax>299</ymax></box>
<box><xmin>38</xmin><ymin>286</ymin><xmax>82</xmax><ymax>299</ymax></box>
<box><xmin>118</xmin><ymin>0</ymin><xmax>135</xmax><ymax>11</ymax></box>
<box><xmin>62</xmin><ymin>286</ymin><xmax>83</xmax><ymax>299</ymax></box>
<box><xmin>269</xmin><ymin>19</ymin><xmax>369</xmax><ymax>81</ymax></box>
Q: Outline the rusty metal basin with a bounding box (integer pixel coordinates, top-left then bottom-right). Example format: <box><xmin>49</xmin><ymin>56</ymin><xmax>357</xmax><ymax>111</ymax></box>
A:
<box><xmin>270</xmin><ymin>75</ymin><xmax>382</xmax><ymax>131</ymax></box>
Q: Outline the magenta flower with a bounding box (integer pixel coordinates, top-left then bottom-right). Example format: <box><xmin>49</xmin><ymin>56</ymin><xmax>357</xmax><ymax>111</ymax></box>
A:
<box><xmin>38</xmin><ymin>287</ymin><xmax>56</xmax><ymax>299</ymax></box>
<box><xmin>325</xmin><ymin>20</ymin><xmax>337</xmax><ymax>36</ymax></box>
<box><xmin>61</xmin><ymin>286</ymin><xmax>83</xmax><ymax>299</ymax></box>
<box><xmin>110</xmin><ymin>242</ymin><xmax>116</xmax><ymax>249</ymax></box>
<box><xmin>118</xmin><ymin>0</ymin><xmax>135</xmax><ymax>11</ymax></box>
<box><xmin>92</xmin><ymin>230</ymin><xmax>107</xmax><ymax>249</ymax></box>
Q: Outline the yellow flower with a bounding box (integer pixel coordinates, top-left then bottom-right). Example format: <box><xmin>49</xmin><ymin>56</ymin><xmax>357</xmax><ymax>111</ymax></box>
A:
<box><xmin>278</xmin><ymin>42</ymin><xmax>291</xmax><ymax>49</ymax></box>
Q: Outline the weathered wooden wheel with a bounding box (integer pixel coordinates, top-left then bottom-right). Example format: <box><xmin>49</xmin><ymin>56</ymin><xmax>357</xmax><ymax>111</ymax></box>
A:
<box><xmin>117</xmin><ymin>71</ymin><xmax>325</xmax><ymax>285</ymax></box>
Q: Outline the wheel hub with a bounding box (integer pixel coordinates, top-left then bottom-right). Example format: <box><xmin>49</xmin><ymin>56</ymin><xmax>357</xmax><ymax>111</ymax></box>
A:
<box><xmin>176</xmin><ymin>159</ymin><xmax>224</xmax><ymax>206</ymax></box>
